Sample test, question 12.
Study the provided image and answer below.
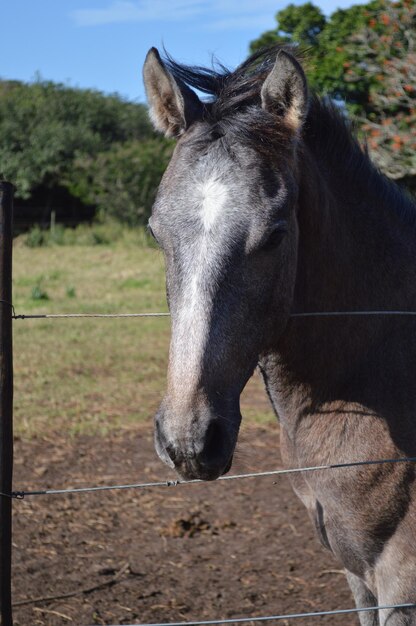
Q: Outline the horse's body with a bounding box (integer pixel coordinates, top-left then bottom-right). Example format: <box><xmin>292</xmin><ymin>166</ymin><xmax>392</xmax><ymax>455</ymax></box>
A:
<box><xmin>143</xmin><ymin>46</ymin><xmax>416</xmax><ymax>624</ymax></box>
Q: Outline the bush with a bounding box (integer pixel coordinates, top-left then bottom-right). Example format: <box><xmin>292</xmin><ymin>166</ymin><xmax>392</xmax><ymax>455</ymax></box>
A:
<box><xmin>68</xmin><ymin>138</ymin><xmax>174</xmax><ymax>226</ymax></box>
<box><xmin>31</xmin><ymin>282</ymin><xmax>49</xmax><ymax>301</ymax></box>
<box><xmin>22</xmin><ymin>220</ymin><xmax>158</xmax><ymax>248</ymax></box>
<box><xmin>25</xmin><ymin>225</ymin><xmax>48</xmax><ymax>248</ymax></box>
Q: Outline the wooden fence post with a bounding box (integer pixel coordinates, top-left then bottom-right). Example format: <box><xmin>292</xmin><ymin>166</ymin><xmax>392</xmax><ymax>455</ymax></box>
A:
<box><xmin>0</xmin><ymin>181</ymin><xmax>14</xmax><ymax>626</ymax></box>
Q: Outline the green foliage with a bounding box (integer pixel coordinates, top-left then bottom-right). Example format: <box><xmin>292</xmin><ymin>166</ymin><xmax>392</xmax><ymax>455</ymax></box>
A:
<box><xmin>250</xmin><ymin>2</ymin><xmax>325</xmax><ymax>51</ymax></box>
<box><xmin>342</xmin><ymin>0</ymin><xmax>416</xmax><ymax>180</ymax></box>
<box><xmin>310</xmin><ymin>3</ymin><xmax>374</xmax><ymax>101</ymax></box>
<box><xmin>24</xmin><ymin>224</ymin><xmax>74</xmax><ymax>247</ymax></box>
<box><xmin>0</xmin><ymin>78</ymin><xmax>155</xmax><ymax>200</ymax></box>
<box><xmin>31</xmin><ymin>280</ymin><xmax>49</xmax><ymax>301</ymax></box>
<box><xmin>23</xmin><ymin>220</ymin><xmax>157</xmax><ymax>248</ymax></box>
<box><xmin>25</xmin><ymin>225</ymin><xmax>48</xmax><ymax>248</ymax></box>
<box><xmin>277</xmin><ymin>3</ymin><xmax>326</xmax><ymax>46</ymax></box>
<box><xmin>68</xmin><ymin>138</ymin><xmax>174</xmax><ymax>226</ymax></box>
<box><xmin>250</xmin><ymin>1</ymin><xmax>375</xmax><ymax>100</ymax></box>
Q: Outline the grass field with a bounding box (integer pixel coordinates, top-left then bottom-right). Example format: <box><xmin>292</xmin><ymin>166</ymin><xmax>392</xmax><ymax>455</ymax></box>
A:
<box><xmin>13</xmin><ymin>230</ymin><xmax>274</xmax><ymax>438</ymax></box>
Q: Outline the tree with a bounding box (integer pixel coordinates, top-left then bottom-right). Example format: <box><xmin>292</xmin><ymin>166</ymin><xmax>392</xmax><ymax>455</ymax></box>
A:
<box><xmin>0</xmin><ymin>79</ymin><xmax>153</xmax><ymax>199</ymax></box>
<box><xmin>310</xmin><ymin>3</ymin><xmax>377</xmax><ymax>102</ymax></box>
<box><xmin>250</xmin><ymin>1</ymin><xmax>376</xmax><ymax>99</ymax></box>
<box><xmin>250</xmin><ymin>2</ymin><xmax>325</xmax><ymax>51</ymax></box>
<box><xmin>343</xmin><ymin>0</ymin><xmax>416</xmax><ymax>181</ymax></box>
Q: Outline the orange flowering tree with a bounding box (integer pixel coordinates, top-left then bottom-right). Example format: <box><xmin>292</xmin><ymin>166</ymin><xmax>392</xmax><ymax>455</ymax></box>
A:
<box><xmin>251</xmin><ymin>0</ymin><xmax>416</xmax><ymax>189</ymax></box>
<box><xmin>343</xmin><ymin>0</ymin><xmax>416</xmax><ymax>183</ymax></box>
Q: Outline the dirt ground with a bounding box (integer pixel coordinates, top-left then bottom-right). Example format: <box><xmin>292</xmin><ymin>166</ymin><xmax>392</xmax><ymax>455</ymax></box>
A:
<box><xmin>11</xmin><ymin>417</ymin><xmax>359</xmax><ymax>626</ymax></box>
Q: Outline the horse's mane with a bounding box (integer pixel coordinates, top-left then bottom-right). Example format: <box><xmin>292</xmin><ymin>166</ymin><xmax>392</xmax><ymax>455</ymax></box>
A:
<box><xmin>164</xmin><ymin>45</ymin><xmax>293</xmax><ymax>118</ymax></box>
<box><xmin>164</xmin><ymin>45</ymin><xmax>415</xmax><ymax>224</ymax></box>
<box><xmin>305</xmin><ymin>95</ymin><xmax>416</xmax><ymax>224</ymax></box>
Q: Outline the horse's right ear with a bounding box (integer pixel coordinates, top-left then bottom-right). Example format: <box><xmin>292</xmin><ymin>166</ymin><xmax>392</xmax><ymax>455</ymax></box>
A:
<box><xmin>261</xmin><ymin>50</ymin><xmax>308</xmax><ymax>134</ymax></box>
<box><xmin>143</xmin><ymin>48</ymin><xmax>203</xmax><ymax>138</ymax></box>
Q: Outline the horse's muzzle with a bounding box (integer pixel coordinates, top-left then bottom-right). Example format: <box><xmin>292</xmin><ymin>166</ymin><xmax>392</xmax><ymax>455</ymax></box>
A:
<box><xmin>154</xmin><ymin>404</ymin><xmax>240</xmax><ymax>481</ymax></box>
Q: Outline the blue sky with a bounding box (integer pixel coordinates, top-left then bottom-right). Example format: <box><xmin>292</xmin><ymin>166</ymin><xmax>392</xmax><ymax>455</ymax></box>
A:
<box><xmin>2</xmin><ymin>0</ymin><xmax>362</xmax><ymax>104</ymax></box>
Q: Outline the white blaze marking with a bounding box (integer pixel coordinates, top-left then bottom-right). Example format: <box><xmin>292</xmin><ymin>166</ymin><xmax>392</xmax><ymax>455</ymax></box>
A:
<box><xmin>199</xmin><ymin>178</ymin><xmax>228</xmax><ymax>231</ymax></box>
<box><xmin>168</xmin><ymin>176</ymin><xmax>229</xmax><ymax>408</ymax></box>
<box><xmin>170</xmin><ymin>238</ymin><xmax>213</xmax><ymax>398</ymax></box>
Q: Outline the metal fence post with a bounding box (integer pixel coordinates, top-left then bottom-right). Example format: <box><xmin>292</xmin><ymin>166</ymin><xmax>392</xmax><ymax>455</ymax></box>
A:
<box><xmin>0</xmin><ymin>181</ymin><xmax>14</xmax><ymax>626</ymax></box>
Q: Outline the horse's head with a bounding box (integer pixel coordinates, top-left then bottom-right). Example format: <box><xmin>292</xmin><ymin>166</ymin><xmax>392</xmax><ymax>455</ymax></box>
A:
<box><xmin>143</xmin><ymin>47</ymin><xmax>308</xmax><ymax>480</ymax></box>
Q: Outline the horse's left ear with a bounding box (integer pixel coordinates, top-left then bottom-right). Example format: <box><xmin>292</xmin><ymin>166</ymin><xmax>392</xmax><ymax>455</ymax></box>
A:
<box><xmin>261</xmin><ymin>50</ymin><xmax>308</xmax><ymax>133</ymax></box>
<box><xmin>143</xmin><ymin>48</ymin><xmax>203</xmax><ymax>138</ymax></box>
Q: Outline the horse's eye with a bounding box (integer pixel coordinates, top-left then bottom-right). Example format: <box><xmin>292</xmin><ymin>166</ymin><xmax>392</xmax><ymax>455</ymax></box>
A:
<box><xmin>262</xmin><ymin>220</ymin><xmax>288</xmax><ymax>250</ymax></box>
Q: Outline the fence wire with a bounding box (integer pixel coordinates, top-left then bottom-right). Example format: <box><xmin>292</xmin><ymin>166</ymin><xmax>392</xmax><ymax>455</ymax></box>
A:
<box><xmin>9</xmin><ymin>309</ymin><xmax>416</xmax><ymax>320</ymax></box>
<box><xmin>103</xmin><ymin>602</ymin><xmax>416</xmax><ymax>626</ymax></box>
<box><xmin>9</xmin><ymin>302</ymin><xmax>416</xmax><ymax>626</ymax></box>
<box><xmin>13</xmin><ymin>312</ymin><xmax>170</xmax><ymax>319</ymax></box>
<box><xmin>6</xmin><ymin>456</ymin><xmax>416</xmax><ymax>499</ymax></box>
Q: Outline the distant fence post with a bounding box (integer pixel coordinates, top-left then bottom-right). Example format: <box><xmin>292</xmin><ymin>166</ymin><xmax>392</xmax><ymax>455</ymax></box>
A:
<box><xmin>0</xmin><ymin>182</ymin><xmax>14</xmax><ymax>626</ymax></box>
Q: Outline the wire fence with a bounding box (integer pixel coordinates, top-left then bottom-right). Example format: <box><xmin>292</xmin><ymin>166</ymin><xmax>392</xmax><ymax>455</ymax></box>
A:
<box><xmin>13</xmin><ymin>311</ymin><xmax>170</xmax><ymax>319</ymax></box>
<box><xmin>102</xmin><ymin>603</ymin><xmax>416</xmax><ymax>626</ymax></box>
<box><xmin>10</xmin><ymin>304</ymin><xmax>416</xmax><ymax>624</ymax></box>
<box><xmin>7</xmin><ymin>455</ymin><xmax>416</xmax><ymax>499</ymax></box>
<box><xmin>8</xmin><ymin>306</ymin><xmax>416</xmax><ymax>320</ymax></box>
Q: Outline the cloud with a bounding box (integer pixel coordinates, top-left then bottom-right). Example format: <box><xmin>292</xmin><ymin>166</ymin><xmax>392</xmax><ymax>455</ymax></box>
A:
<box><xmin>71</xmin><ymin>0</ymin><xmax>280</xmax><ymax>28</ymax></box>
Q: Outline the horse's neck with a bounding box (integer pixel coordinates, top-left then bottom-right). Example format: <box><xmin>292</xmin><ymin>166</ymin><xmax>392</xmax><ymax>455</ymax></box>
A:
<box><xmin>263</xmin><ymin>143</ymin><xmax>416</xmax><ymax>428</ymax></box>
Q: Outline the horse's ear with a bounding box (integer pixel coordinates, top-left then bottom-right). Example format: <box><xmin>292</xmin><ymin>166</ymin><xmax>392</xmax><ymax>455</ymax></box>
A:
<box><xmin>143</xmin><ymin>48</ymin><xmax>203</xmax><ymax>138</ymax></box>
<box><xmin>261</xmin><ymin>50</ymin><xmax>308</xmax><ymax>133</ymax></box>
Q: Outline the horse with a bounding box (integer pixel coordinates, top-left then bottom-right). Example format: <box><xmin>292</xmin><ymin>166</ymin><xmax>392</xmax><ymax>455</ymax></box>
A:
<box><xmin>142</xmin><ymin>45</ymin><xmax>416</xmax><ymax>625</ymax></box>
